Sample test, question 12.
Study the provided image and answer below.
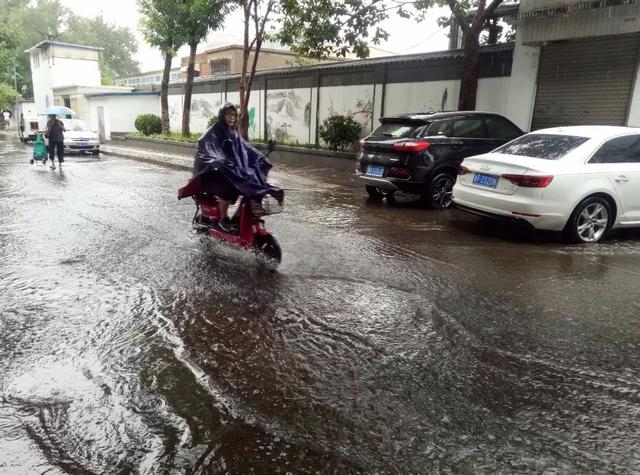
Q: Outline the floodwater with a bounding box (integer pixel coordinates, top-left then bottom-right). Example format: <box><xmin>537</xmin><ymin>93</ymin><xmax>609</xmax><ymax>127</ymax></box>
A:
<box><xmin>1</xmin><ymin>135</ymin><xmax>639</xmax><ymax>474</ymax></box>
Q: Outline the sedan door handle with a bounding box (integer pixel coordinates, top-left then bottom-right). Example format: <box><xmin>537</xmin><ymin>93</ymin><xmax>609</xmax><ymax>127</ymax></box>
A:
<box><xmin>615</xmin><ymin>175</ymin><xmax>630</xmax><ymax>183</ymax></box>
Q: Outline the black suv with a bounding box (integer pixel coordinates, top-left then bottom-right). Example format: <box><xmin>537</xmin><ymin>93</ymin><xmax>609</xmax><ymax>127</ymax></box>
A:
<box><xmin>356</xmin><ymin>111</ymin><xmax>523</xmax><ymax>208</ymax></box>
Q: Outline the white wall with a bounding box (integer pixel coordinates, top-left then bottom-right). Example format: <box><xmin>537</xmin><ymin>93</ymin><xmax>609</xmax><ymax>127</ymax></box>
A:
<box><xmin>168</xmin><ymin>92</ymin><xmax>226</xmax><ymax>135</ymax></box>
<box><xmin>503</xmin><ymin>34</ymin><xmax>540</xmax><ymax>132</ymax></box>
<box><xmin>318</xmin><ymin>84</ymin><xmax>374</xmax><ymax>139</ymax></box>
<box><xmin>384</xmin><ymin>80</ymin><xmax>459</xmax><ymax>116</ymax></box>
<box><xmin>168</xmin><ymin>94</ymin><xmax>184</xmax><ymax>134</ymax></box>
<box><xmin>88</xmin><ymin>94</ymin><xmax>160</xmax><ymax>139</ymax></box>
<box><xmin>627</xmin><ymin>68</ymin><xmax>640</xmax><ymax>127</ymax></box>
<box><xmin>31</xmin><ymin>54</ymin><xmax>52</xmax><ymax>115</ymax></box>
<box><xmin>51</xmin><ymin>58</ymin><xmax>101</xmax><ymax>88</ymax></box>
<box><xmin>266</xmin><ymin>88</ymin><xmax>312</xmax><ymax>145</ymax></box>
<box><xmin>476</xmin><ymin>77</ymin><xmax>511</xmax><ymax>117</ymax></box>
<box><xmin>169</xmin><ymin>90</ymin><xmax>264</xmax><ymax>140</ymax></box>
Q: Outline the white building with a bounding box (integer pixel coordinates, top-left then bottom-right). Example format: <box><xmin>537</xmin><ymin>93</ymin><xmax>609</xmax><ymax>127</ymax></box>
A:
<box><xmin>113</xmin><ymin>68</ymin><xmax>182</xmax><ymax>87</ymax></box>
<box><xmin>26</xmin><ymin>40</ymin><xmax>104</xmax><ymax>115</ymax></box>
<box><xmin>26</xmin><ymin>39</ymin><xmax>152</xmax><ymax>139</ymax></box>
<box><xmin>505</xmin><ymin>0</ymin><xmax>640</xmax><ymax>131</ymax></box>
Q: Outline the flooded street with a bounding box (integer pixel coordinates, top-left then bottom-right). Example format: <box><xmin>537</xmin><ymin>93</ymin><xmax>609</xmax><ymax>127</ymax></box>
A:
<box><xmin>1</xmin><ymin>135</ymin><xmax>640</xmax><ymax>473</ymax></box>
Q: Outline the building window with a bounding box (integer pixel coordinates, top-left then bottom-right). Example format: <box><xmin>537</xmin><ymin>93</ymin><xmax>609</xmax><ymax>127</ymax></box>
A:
<box><xmin>210</xmin><ymin>59</ymin><xmax>231</xmax><ymax>74</ymax></box>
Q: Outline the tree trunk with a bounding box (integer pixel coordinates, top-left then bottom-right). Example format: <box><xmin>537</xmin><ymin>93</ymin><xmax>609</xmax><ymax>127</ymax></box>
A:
<box><xmin>238</xmin><ymin>2</ymin><xmax>251</xmax><ymax>140</ymax></box>
<box><xmin>238</xmin><ymin>67</ymin><xmax>250</xmax><ymax>139</ymax></box>
<box><xmin>182</xmin><ymin>42</ymin><xmax>197</xmax><ymax>137</ymax></box>
<box><xmin>160</xmin><ymin>53</ymin><xmax>172</xmax><ymax>135</ymax></box>
<box><xmin>458</xmin><ymin>32</ymin><xmax>481</xmax><ymax>111</ymax></box>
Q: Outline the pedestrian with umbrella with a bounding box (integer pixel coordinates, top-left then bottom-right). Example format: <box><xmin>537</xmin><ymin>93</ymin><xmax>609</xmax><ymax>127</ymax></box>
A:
<box><xmin>40</xmin><ymin>106</ymin><xmax>75</xmax><ymax>169</ymax></box>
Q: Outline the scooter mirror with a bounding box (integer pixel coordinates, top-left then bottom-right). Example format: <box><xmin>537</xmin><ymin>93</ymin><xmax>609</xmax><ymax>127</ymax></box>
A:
<box><xmin>267</xmin><ymin>139</ymin><xmax>276</xmax><ymax>153</ymax></box>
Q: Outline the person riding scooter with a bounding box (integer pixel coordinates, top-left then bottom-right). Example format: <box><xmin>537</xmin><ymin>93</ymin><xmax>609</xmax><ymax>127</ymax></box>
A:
<box><xmin>193</xmin><ymin>103</ymin><xmax>282</xmax><ymax>232</ymax></box>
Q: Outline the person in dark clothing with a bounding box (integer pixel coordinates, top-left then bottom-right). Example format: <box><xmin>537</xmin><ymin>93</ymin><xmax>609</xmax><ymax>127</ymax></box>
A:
<box><xmin>46</xmin><ymin>115</ymin><xmax>65</xmax><ymax>169</ymax></box>
<box><xmin>193</xmin><ymin>103</ymin><xmax>282</xmax><ymax>231</ymax></box>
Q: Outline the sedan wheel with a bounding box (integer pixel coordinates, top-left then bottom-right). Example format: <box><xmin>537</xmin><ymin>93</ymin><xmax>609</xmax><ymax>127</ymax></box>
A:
<box><xmin>427</xmin><ymin>173</ymin><xmax>455</xmax><ymax>209</ymax></box>
<box><xmin>566</xmin><ymin>197</ymin><xmax>611</xmax><ymax>243</ymax></box>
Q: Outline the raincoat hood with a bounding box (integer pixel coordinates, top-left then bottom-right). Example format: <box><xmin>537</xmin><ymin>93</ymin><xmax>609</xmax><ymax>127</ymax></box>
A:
<box><xmin>218</xmin><ymin>102</ymin><xmax>237</xmax><ymax>125</ymax></box>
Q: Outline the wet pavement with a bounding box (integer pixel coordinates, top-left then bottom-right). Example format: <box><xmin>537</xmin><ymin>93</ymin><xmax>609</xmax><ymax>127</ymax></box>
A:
<box><xmin>1</xmin><ymin>134</ymin><xmax>640</xmax><ymax>474</ymax></box>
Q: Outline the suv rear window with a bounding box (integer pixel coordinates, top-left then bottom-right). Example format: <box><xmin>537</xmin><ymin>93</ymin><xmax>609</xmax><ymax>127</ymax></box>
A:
<box><xmin>495</xmin><ymin>134</ymin><xmax>589</xmax><ymax>160</ymax></box>
<box><xmin>371</xmin><ymin>122</ymin><xmax>425</xmax><ymax>139</ymax></box>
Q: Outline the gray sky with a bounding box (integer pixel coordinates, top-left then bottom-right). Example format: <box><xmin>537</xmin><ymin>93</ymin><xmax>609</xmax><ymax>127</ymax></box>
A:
<box><xmin>61</xmin><ymin>0</ymin><xmax>450</xmax><ymax>72</ymax></box>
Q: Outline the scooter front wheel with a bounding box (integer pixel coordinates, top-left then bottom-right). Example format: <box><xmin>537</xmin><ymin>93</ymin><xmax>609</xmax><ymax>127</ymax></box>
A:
<box><xmin>254</xmin><ymin>233</ymin><xmax>282</xmax><ymax>268</ymax></box>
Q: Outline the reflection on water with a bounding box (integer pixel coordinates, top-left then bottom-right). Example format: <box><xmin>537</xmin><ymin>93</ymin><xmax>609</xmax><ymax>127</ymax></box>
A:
<box><xmin>1</xmin><ymin>136</ymin><xmax>639</xmax><ymax>473</ymax></box>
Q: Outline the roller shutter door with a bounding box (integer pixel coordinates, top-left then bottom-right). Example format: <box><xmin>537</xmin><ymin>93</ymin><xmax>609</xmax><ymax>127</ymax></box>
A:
<box><xmin>531</xmin><ymin>35</ymin><xmax>640</xmax><ymax>130</ymax></box>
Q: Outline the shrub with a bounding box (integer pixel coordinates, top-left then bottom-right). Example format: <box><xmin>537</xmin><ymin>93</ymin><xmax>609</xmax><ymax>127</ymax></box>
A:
<box><xmin>207</xmin><ymin>115</ymin><xmax>218</xmax><ymax>128</ymax></box>
<box><xmin>134</xmin><ymin>114</ymin><xmax>162</xmax><ymax>136</ymax></box>
<box><xmin>318</xmin><ymin>115</ymin><xmax>363</xmax><ymax>151</ymax></box>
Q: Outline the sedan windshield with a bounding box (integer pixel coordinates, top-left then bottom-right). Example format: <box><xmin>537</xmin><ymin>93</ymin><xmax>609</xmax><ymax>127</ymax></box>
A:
<box><xmin>371</xmin><ymin>122</ymin><xmax>424</xmax><ymax>139</ymax></box>
<box><xmin>62</xmin><ymin>119</ymin><xmax>90</xmax><ymax>132</ymax></box>
<box><xmin>495</xmin><ymin>134</ymin><xmax>589</xmax><ymax>160</ymax></box>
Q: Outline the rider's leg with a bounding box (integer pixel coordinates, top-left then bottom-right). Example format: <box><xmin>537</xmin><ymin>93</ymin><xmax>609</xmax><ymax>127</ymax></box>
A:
<box><xmin>218</xmin><ymin>199</ymin><xmax>230</xmax><ymax>220</ymax></box>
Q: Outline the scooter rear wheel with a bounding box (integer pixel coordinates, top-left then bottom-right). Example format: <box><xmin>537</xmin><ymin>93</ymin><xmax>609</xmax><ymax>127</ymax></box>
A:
<box><xmin>254</xmin><ymin>233</ymin><xmax>281</xmax><ymax>268</ymax></box>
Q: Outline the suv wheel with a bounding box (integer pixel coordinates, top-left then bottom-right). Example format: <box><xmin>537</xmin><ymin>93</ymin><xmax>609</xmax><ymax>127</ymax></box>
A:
<box><xmin>426</xmin><ymin>173</ymin><xmax>455</xmax><ymax>209</ymax></box>
<box><xmin>365</xmin><ymin>185</ymin><xmax>384</xmax><ymax>199</ymax></box>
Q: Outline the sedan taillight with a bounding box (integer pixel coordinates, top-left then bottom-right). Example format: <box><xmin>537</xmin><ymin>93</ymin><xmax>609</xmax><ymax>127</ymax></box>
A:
<box><xmin>458</xmin><ymin>165</ymin><xmax>470</xmax><ymax>175</ymax></box>
<box><xmin>393</xmin><ymin>141</ymin><xmax>430</xmax><ymax>153</ymax></box>
<box><xmin>501</xmin><ymin>174</ymin><xmax>554</xmax><ymax>188</ymax></box>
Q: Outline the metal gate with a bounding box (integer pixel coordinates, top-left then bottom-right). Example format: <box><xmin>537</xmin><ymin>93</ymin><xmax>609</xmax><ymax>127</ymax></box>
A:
<box><xmin>531</xmin><ymin>35</ymin><xmax>640</xmax><ymax>130</ymax></box>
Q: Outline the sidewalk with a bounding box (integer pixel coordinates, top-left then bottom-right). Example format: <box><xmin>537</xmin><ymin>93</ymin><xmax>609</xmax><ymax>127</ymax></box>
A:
<box><xmin>101</xmin><ymin>142</ymin><xmax>193</xmax><ymax>171</ymax></box>
<box><xmin>101</xmin><ymin>140</ymin><xmax>360</xmax><ymax>192</ymax></box>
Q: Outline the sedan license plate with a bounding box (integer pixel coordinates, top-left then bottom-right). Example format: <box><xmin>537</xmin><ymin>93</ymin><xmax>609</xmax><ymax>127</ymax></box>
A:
<box><xmin>472</xmin><ymin>172</ymin><xmax>499</xmax><ymax>189</ymax></box>
<box><xmin>366</xmin><ymin>165</ymin><xmax>384</xmax><ymax>177</ymax></box>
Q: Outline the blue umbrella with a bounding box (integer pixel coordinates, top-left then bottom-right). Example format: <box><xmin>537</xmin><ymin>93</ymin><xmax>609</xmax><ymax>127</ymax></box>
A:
<box><xmin>39</xmin><ymin>106</ymin><xmax>76</xmax><ymax>116</ymax></box>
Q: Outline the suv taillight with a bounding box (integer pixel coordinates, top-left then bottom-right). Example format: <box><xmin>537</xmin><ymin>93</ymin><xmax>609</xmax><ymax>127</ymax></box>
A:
<box><xmin>358</xmin><ymin>139</ymin><xmax>366</xmax><ymax>151</ymax></box>
<box><xmin>393</xmin><ymin>140</ymin><xmax>430</xmax><ymax>153</ymax></box>
<box><xmin>501</xmin><ymin>174</ymin><xmax>554</xmax><ymax>188</ymax></box>
<box><xmin>388</xmin><ymin>167</ymin><xmax>411</xmax><ymax>178</ymax></box>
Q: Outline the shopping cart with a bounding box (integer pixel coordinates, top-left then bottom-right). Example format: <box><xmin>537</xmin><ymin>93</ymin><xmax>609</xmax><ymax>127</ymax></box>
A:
<box><xmin>30</xmin><ymin>132</ymin><xmax>48</xmax><ymax>165</ymax></box>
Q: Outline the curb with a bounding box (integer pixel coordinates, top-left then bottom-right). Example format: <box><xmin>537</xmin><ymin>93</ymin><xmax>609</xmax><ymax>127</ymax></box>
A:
<box><xmin>116</xmin><ymin>135</ymin><xmax>356</xmax><ymax>161</ymax></box>
<box><xmin>101</xmin><ymin>148</ymin><xmax>191</xmax><ymax>172</ymax></box>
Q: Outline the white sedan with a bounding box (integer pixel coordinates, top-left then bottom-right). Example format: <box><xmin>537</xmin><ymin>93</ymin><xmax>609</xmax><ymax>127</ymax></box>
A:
<box><xmin>45</xmin><ymin>119</ymin><xmax>100</xmax><ymax>155</ymax></box>
<box><xmin>452</xmin><ymin>126</ymin><xmax>640</xmax><ymax>243</ymax></box>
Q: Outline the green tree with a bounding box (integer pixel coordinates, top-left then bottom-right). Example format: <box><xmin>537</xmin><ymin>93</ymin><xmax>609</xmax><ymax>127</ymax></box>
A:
<box><xmin>279</xmin><ymin>0</ymin><xmax>504</xmax><ymax>111</ymax></box>
<box><xmin>1</xmin><ymin>0</ymin><xmax>139</xmax><ymax>96</ymax></box>
<box><xmin>13</xmin><ymin>0</ymin><xmax>72</xmax><ymax>96</ymax></box>
<box><xmin>138</xmin><ymin>0</ymin><xmax>187</xmax><ymax>134</ymax></box>
<box><xmin>416</xmin><ymin>0</ymin><xmax>504</xmax><ymax>110</ymax></box>
<box><xmin>0</xmin><ymin>83</ymin><xmax>21</xmax><ymax>109</ymax></box>
<box><xmin>64</xmin><ymin>15</ymin><xmax>140</xmax><ymax>79</ymax></box>
<box><xmin>276</xmin><ymin>0</ymin><xmax>390</xmax><ymax>59</ymax></box>
<box><xmin>236</xmin><ymin>0</ymin><xmax>273</xmax><ymax>139</ymax></box>
<box><xmin>235</xmin><ymin>0</ymin><xmax>389</xmax><ymax>139</ymax></box>
<box><xmin>179</xmin><ymin>0</ymin><xmax>230</xmax><ymax>136</ymax></box>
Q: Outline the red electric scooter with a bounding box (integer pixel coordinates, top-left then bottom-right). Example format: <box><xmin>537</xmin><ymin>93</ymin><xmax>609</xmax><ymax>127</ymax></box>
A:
<box><xmin>177</xmin><ymin>141</ymin><xmax>284</xmax><ymax>267</ymax></box>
